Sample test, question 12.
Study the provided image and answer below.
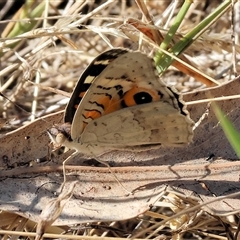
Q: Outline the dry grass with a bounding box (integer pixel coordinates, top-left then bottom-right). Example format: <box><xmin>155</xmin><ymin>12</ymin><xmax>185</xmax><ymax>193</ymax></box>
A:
<box><xmin>0</xmin><ymin>1</ymin><xmax>240</xmax><ymax>239</ymax></box>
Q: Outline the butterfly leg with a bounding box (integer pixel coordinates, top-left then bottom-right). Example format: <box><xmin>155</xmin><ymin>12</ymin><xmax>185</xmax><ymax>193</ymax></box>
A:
<box><xmin>93</xmin><ymin>156</ymin><xmax>133</xmax><ymax>196</ymax></box>
<box><xmin>60</xmin><ymin>150</ymin><xmax>79</xmax><ymax>192</ymax></box>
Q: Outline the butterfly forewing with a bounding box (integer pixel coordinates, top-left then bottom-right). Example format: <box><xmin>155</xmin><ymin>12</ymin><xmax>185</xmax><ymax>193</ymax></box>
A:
<box><xmin>64</xmin><ymin>49</ymin><xmax>128</xmax><ymax>123</ymax></box>
<box><xmin>71</xmin><ymin>50</ymin><xmax>187</xmax><ymax>143</ymax></box>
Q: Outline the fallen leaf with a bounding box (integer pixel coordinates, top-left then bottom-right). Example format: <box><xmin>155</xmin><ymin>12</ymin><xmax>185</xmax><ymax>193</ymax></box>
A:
<box><xmin>1</xmin><ymin>77</ymin><xmax>240</xmax><ymax>225</ymax></box>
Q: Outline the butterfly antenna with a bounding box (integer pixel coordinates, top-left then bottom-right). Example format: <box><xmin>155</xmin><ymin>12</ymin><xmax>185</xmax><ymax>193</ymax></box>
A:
<box><xmin>0</xmin><ymin>92</ymin><xmax>33</xmax><ymax>116</ymax></box>
<box><xmin>0</xmin><ymin>91</ymin><xmax>53</xmax><ymax>126</ymax></box>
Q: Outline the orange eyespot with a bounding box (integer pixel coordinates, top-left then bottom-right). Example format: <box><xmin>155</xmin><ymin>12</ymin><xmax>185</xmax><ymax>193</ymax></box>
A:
<box><xmin>123</xmin><ymin>86</ymin><xmax>160</xmax><ymax>107</ymax></box>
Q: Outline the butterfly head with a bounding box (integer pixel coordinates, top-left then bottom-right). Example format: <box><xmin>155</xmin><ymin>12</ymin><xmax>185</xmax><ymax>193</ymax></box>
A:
<box><xmin>47</xmin><ymin>123</ymin><xmax>72</xmax><ymax>149</ymax></box>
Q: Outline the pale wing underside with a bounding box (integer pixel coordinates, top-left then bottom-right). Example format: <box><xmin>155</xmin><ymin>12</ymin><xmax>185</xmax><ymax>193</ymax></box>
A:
<box><xmin>71</xmin><ymin>51</ymin><xmax>180</xmax><ymax>140</ymax></box>
<box><xmin>80</xmin><ymin>101</ymin><xmax>194</xmax><ymax>147</ymax></box>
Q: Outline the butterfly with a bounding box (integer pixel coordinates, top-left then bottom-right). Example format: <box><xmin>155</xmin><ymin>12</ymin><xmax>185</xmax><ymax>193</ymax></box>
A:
<box><xmin>48</xmin><ymin>48</ymin><xmax>194</xmax><ymax>156</ymax></box>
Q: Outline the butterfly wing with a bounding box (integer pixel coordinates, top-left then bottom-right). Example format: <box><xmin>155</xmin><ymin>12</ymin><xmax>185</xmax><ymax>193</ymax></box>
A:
<box><xmin>71</xmin><ymin>50</ymin><xmax>187</xmax><ymax>144</ymax></box>
<box><xmin>64</xmin><ymin>48</ymin><xmax>128</xmax><ymax>123</ymax></box>
<box><xmin>80</xmin><ymin>101</ymin><xmax>194</xmax><ymax>147</ymax></box>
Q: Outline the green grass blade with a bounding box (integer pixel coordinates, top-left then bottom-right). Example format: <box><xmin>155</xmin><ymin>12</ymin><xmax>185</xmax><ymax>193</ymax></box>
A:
<box><xmin>154</xmin><ymin>0</ymin><xmax>192</xmax><ymax>67</ymax></box>
<box><xmin>154</xmin><ymin>0</ymin><xmax>235</xmax><ymax>73</ymax></box>
<box><xmin>7</xmin><ymin>1</ymin><xmax>45</xmax><ymax>38</ymax></box>
<box><xmin>212</xmin><ymin>101</ymin><xmax>240</xmax><ymax>158</ymax></box>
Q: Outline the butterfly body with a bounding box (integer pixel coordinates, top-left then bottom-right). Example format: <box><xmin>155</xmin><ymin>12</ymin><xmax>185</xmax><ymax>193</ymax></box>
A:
<box><xmin>49</xmin><ymin>49</ymin><xmax>194</xmax><ymax>156</ymax></box>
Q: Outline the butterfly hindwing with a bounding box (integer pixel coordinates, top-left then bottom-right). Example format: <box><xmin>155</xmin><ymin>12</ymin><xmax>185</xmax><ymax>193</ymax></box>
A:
<box><xmin>80</xmin><ymin>101</ymin><xmax>194</xmax><ymax>147</ymax></box>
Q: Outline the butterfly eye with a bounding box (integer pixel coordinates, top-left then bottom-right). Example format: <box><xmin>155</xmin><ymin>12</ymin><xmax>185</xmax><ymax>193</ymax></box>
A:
<box><xmin>122</xmin><ymin>86</ymin><xmax>160</xmax><ymax>107</ymax></box>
